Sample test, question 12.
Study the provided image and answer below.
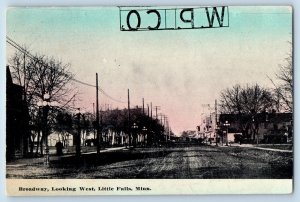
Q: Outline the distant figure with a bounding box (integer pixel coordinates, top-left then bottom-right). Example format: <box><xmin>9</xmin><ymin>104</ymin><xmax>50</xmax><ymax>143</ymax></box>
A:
<box><xmin>55</xmin><ymin>141</ymin><xmax>64</xmax><ymax>156</ymax></box>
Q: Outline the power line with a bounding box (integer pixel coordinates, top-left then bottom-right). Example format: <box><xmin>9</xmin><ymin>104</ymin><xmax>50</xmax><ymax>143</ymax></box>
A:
<box><xmin>6</xmin><ymin>35</ymin><xmax>126</xmax><ymax>104</ymax></box>
<box><xmin>99</xmin><ymin>88</ymin><xmax>126</xmax><ymax>103</ymax></box>
<box><xmin>72</xmin><ymin>78</ymin><xmax>126</xmax><ymax>103</ymax></box>
<box><xmin>7</xmin><ymin>36</ymin><xmax>169</xmax><ymax>126</ymax></box>
<box><xmin>71</xmin><ymin>78</ymin><xmax>126</xmax><ymax>103</ymax></box>
<box><xmin>72</xmin><ymin>78</ymin><xmax>96</xmax><ymax>88</ymax></box>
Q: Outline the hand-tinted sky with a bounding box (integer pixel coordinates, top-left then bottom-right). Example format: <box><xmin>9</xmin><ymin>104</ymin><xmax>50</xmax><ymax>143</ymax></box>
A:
<box><xmin>6</xmin><ymin>6</ymin><xmax>292</xmax><ymax>135</ymax></box>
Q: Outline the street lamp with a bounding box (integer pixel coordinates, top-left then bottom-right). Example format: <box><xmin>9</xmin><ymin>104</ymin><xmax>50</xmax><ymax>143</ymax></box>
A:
<box><xmin>252</xmin><ymin>116</ymin><xmax>259</xmax><ymax>145</ymax></box>
<box><xmin>223</xmin><ymin>120</ymin><xmax>230</xmax><ymax>146</ymax></box>
<box><xmin>265</xmin><ymin>109</ymin><xmax>269</xmax><ymax>122</ymax></box>
<box><xmin>132</xmin><ymin>122</ymin><xmax>138</xmax><ymax>148</ymax></box>
<box><xmin>142</xmin><ymin>126</ymin><xmax>147</xmax><ymax>147</ymax></box>
<box><xmin>215</xmin><ymin>124</ymin><xmax>220</xmax><ymax>146</ymax></box>
<box><xmin>37</xmin><ymin>93</ymin><xmax>58</xmax><ymax>166</ymax></box>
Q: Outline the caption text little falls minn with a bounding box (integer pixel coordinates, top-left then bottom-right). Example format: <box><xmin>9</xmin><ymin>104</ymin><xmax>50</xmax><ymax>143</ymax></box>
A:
<box><xmin>19</xmin><ymin>186</ymin><xmax>151</xmax><ymax>192</ymax></box>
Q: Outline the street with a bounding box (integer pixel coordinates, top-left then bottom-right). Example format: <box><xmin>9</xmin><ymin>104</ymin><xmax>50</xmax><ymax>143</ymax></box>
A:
<box><xmin>6</xmin><ymin>145</ymin><xmax>292</xmax><ymax>179</ymax></box>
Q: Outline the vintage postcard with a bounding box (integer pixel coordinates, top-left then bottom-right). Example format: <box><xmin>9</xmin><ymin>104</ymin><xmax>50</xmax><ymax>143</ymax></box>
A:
<box><xmin>5</xmin><ymin>6</ymin><xmax>293</xmax><ymax>195</ymax></box>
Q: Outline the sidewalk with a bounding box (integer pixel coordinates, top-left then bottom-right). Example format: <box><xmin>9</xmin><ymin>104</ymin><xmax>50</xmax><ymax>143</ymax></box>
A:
<box><xmin>228</xmin><ymin>143</ymin><xmax>292</xmax><ymax>153</ymax></box>
<box><xmin>6</xmin><ymin>146</ymin><xmax>126</xmax><ymax>167</ymax></box>
<box><xmin>81</xmin><ymin>146</ymin><xmax>126</xmax><ymax>155</ymax></box>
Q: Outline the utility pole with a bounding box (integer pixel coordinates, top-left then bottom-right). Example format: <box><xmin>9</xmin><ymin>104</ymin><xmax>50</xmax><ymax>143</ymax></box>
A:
<box><xmin>163</xmin><ymin>115</ymin><xmax>167</xmax><ymax>141</ymax></box>
<box><xmin>76</xmin><ymin>109</ymin><xmax>81</xmax><ymax>157</ymax></box>
<box><xmin>92</xmin><ymin>103</ymin><xmax>95</xmax><ymax>116</ymax></box>
<box><xmin>150</xmin><ymin>102</ymin><xmax>152</xmax><ymax>118</ymax></box>
<box><xmin>128</xmin><ymin>89</ymin><xmax>131</xmax><ymax>147</ymax></box>
<box><xmin>154</xmin><ymin>106</ymin><xmax>160</xmax><ymax>119</ymax></box>
<box><xmin>168</xmin><ymin>121</ymin><xmax>171</xmax><ymax>140</ymax></box>
<box><xmin>96</xmin><ymin>73</ymin><xmax>100</xmax><ymax>154</ymax></box>
<box><xmin>215</xmin><ymin>99</ymin><xmax>218</xmax><ymax>146</ymax></box>
<box><xmin>142</xmin><ymin>98</ymin><xmax>145</xmax><ymax>115</ymax></box>
<box><xmin>159</xmin><ymin>113</ymin><xmax>163</xmax><ymax>125</ymax></box>
<box><xmin>92</xmin><ymin>102</ymin><xmax>96</xmax><ymax>139</ymax></box>
<box><xmin>23</xmin><ymin>52</ymin><xmax>27</xmax><ymax>101</ymax></box>
<box><xmin>166</xmin><ymin>118</ymin><xmax>170</xmax><ymax>140</ymax></box>
<box><xmin>23</xmin><ymin>51</ymin><xmax>27</xmax><ymax>156</ymax></box>
<box><xmin>147</xmin><ymin>104</ymin><xmax>150</xmax><ymax>117</ymax></box>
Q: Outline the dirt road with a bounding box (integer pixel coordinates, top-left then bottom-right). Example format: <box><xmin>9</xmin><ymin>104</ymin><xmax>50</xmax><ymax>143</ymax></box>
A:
<box><xmin>7</xmin><ymin>146</ymin><xmax>292</xmax><ymax>179</ymax></box>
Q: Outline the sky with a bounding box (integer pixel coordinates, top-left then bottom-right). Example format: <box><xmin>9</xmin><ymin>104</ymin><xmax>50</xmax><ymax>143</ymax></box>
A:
<box><xmin>6</xmin><ymin>6</ymin><xmax>292</xmax><ymax>135</ymax></box>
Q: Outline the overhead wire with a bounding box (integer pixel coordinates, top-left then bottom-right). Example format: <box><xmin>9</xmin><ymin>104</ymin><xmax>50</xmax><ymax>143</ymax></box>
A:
<box><xmin>6</xmin><ymin>36</ymin><xmax>127</xmax><ymax>104</ymax></box>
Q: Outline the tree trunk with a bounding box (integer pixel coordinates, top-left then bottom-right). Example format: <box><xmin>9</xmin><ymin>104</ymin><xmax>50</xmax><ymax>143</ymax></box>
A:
<box><xmin>112</xmin><ymin>131</ymin><xmax>115</xmax><ymax>146</ymax></box>
<box><xmin>36</xmin><ymin>131</ymin><xmax>40</xmax><ymax>154</ymax></box>
<box><xmin>40</xmin><ymin>135</ymin><xmax>44</xmax><ymax>155</ymax></box>
<box><xmin>29</xmin><ymin>136</ymin><xmax>34</xmax><ymax>154</ymax></box>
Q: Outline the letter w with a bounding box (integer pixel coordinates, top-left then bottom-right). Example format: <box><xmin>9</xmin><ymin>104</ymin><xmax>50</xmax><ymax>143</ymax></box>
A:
<box><xmin>205</xmin><ymin>7</ymin><xmax>226</xmax><ymax>27</ymax></box>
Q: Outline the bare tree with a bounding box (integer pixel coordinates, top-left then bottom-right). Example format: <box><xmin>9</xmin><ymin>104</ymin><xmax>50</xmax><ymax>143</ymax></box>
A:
<box><xmin>220</xmin><ymin>84</ymin><xmax>274</xmax><ymax>114</ymax></box>
<box><xmin>219</xmin><ymin>83</ymin><xmax>274</xmax><ymax>142</ymax></box>
<box><xmin>269</xmin><ymin>44</ymin><xmax>293</xmax><ymax>112</ymax></box>
<box><xmin>9</xmin><ymin>49</ymin><xmax>77</xmax><ymax>155</ymax></box>
<box><xmin>219</xmin><ymin>84</ymin><xmax>242</xmax><ymax>114</ymax></box>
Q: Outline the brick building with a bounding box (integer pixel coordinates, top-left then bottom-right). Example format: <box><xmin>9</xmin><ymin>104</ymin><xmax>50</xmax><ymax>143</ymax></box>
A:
<box><xmin>6</xmin><ymin>66</ymin><xmax>30</xmax><ymax>160</ymax></box>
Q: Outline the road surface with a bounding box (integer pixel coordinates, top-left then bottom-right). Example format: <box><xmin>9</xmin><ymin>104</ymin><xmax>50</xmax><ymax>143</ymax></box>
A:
<box><xmin>6</xmin><ymin>145</ymin><xmax>292</xmax><ymax>179</ymax></box>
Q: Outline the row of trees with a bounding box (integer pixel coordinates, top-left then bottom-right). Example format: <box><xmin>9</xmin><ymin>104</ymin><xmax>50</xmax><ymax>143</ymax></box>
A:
<box><xmin>54</xmin><ymin>107</ymin><xmax>171</xmax><ymax>148</ymax></box>
<box><xmin>9</xmin><ymin>47</ymin><xmax>171</xmax><ymax>156</ymax></box>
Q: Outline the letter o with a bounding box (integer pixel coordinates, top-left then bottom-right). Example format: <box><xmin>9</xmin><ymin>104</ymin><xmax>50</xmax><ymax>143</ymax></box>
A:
<box><xmin>126</xmin><ymin>10</ymin><xmax>141</xmax><ymax>30</ymax></box>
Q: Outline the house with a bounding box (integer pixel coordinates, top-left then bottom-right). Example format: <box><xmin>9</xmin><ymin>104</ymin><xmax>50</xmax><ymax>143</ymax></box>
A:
<box><xmin>6</xmin><ymin>66</ymin><xmax>30</xmax><ymax>160</ymax></box>
<box><xmin>47</xmin><ymin>132</ymin><xmax>74</xmax><ymax>147</ymax></box>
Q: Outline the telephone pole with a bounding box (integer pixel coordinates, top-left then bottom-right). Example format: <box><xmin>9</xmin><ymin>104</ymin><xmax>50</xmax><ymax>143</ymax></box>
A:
<box><xmin>96</xmin><ymin>73</ymin><xmax>100</xmax><ymax>154</ymax></box>
<box><xmin>154</xmin><ymin>106</ymin><xmax>160</xmax><ymax>119</ymax></box>
<box><xmin>166</xmin><ymin>118</ymin><xmax>170</xmax><ymax>140</ymax></box>
<box><xmin>142</xmin><ymin>98</ymin><xmax>145</xmax><ymax>115</ymax></box>
<box><xmin>92</xmin><ymin>103</ymin><xmax>95</xmax><ymax>116</ymax></box>
<box><xmin>215</xmin><ymin>99</ymin><xmax>218</xmax><ymax>146</ymax></box>
<box><xmin>128</xmin><ymin>89</ymin><xmax>131</xmax><ymax>147</ymax></box>
<box><xmin>159</xmin><ymin>113</ymin><xmax>163</xmax><ymax>125</ymax></box>
<box><xmin>150</xmin><ymin>102</ymin><xmax>153</xmax><ymax>118</ymax></box>
<box><xmin>147</xmin><ymin>104</ymin><xmax>150</xmax><ymax>117</ymax></box>
<box><xmin>163</xmin><ymin>115</ymin><xmax>168</xmax><ymax>141</ymax></box>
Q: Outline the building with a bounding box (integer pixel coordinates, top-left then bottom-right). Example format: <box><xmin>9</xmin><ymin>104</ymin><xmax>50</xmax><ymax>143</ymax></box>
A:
<box><xmin>181</xmin><ymin>130</ymin><xmax>199</xmax><ymax>141</ymax></box>
<box><xmin>199</xmin><ymin>112</ymin><xmax>219</xmax><ymax>143</ymax></box>
<box><xmin>47</xmin><ymin>132</ymin><xmax>74</xmax><ymax>147</ymax></box>
<box><xmin>6</xmin><ymin>66</ymin><xmax>30</xmax><ymax>160</ymax></box>
<box><xmin>219</xmin><ymin>112</ymin><xmax>293</xmax><ymax>144</ymax></box>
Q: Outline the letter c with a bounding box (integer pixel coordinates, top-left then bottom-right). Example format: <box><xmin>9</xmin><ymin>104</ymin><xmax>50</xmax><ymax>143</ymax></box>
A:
<box><xmin>146</xmin><ymin>9</ymin><xmax>161</xmax><ymax>30</ymax></box>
